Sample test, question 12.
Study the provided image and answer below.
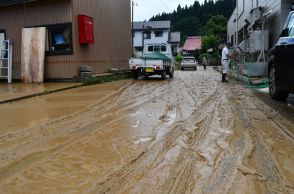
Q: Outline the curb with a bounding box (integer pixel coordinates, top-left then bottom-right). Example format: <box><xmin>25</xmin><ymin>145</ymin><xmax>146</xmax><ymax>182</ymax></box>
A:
<box><xmin>0</xmin><ymin>84</ymin><xmax>83</xmax><ymax>105</ymax></box>
<box><xmin>0</xmin><ymin>72</ymin><xmax>131</xmax><ymax>105</ymax></box>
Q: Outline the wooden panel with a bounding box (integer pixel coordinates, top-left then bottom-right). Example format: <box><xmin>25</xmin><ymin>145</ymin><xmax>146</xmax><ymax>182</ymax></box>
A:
<box><xmin>21</xmin><ymin>27</ymin><xmax>46</xmax><ymax>83</ymax></box>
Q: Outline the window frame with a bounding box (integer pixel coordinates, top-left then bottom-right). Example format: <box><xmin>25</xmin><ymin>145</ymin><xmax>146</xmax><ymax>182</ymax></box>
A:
<box><xmin>26</xmin><ymin>23</ymin><xmax>73</xmax><ymax>56</ymax></box>
<box><xmin>45</xmin><ymin>23</ymin><xmax>73</xmax><ymax>56</ymax></box>
<box><xmin>144</xmin><ymin>31</ymin><xmax>151</xmax><ymax>39</ymax></box>
<box><xmin>0</xmin><ymin>29</ymin><xmax>6</xmax><ymax>39</ymax></box>
<box><xmin>155</xmin><ymin>31</ymin><xmax>164</xmax><ymax>37</ymax></box>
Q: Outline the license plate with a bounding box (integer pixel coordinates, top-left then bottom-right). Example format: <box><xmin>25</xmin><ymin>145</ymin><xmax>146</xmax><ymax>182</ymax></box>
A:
<box><xmin>145</xmin><ymin>67</ymin><xmax>154</xmax><ymax>73</ymax></box>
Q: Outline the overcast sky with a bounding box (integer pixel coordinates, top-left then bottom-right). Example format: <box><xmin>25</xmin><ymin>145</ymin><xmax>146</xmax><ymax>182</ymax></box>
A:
<box><xmin>133</xmin><ymin>0</ymin><xmax>205</xmax><ymax>21</ymax></box>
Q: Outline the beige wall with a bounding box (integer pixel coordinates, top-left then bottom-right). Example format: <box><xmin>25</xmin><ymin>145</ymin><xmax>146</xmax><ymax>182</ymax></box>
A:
<box><xmin>0</xmin><ymin>0</ymin><xmax>131</xmax><ymax>79</ymax></box>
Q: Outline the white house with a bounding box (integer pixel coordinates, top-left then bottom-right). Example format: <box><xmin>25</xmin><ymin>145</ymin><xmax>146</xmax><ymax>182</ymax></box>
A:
<box><xmin>133</xmin><ymin>20</ymin><xmax>181</xmax><ymax>56</ymax></box>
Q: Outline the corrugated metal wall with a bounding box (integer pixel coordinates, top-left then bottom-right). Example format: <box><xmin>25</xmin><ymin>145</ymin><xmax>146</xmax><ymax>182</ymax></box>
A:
<box><xmin>0</xmin><ymin>0</ymin><xmax>73</xmax><ymax>79</ymax></box>
<box><xmin>0</xmin><ymin>0</ymin><xmax>131</xmax><ymax>79</ymax></box>
<box><xmin>71</xmin><ymin>0</ymin><xmax>131</xmax><ymax>78</ymax></box>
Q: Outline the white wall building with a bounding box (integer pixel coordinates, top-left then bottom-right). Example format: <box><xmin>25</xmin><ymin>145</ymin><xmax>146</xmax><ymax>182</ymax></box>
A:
<box><xmin>228</xmin><ymin>0</ymin><xmax>294</xmax><ymax>49</ymax></box>
<box><xmin>227</xmin><ymin>0</ymin><xmax>294</xmax><ymax>77</ymax></box>
<box><xmin>132</xmin><ymin>20</ymin><xmax>181</xmax><ymax>55</ymax></box>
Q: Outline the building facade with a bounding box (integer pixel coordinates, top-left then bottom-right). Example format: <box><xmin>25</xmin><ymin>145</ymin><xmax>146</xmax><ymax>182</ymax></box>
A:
<box><xmin>133</xmin><ymin>21</ymin><xmax>170</xmax><ymax>52</ymax></box>
<box><xmin>228</xmin><ymin>0</ymin><xmax>294</xmax><ymax>49</ymax></box>
<box><xmin>0</xmin><ymin>0</ymin><xmax>131</xmax><ymax>80</ymax></box>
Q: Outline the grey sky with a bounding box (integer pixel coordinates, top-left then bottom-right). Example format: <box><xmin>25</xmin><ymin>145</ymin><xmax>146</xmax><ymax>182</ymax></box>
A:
<box><xmin>133</xmin><ymin>0</ymin><xmax>205</xmax><ymax>21</ymax></box>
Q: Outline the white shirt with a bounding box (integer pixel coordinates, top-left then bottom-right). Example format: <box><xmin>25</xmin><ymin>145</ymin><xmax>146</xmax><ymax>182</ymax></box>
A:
<box><xmin>222</xmin><ymin>46</ymin><xmax>229</xmax><ymax>60</ymax></box>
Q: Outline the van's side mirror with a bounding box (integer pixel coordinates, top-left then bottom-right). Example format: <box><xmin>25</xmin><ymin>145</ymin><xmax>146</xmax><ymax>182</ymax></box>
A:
<box><xmin>281</xmin><ymin>28</ymin><xmax>289</xmax><ymax>37</ymax></box>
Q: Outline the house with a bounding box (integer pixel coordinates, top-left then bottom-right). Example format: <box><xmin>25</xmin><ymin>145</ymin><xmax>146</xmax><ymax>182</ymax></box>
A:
<box><xmin>132</xmin><ymin>20</ymin><xmax>180</xmax><ymax>56</ymax></box>
<box><xmin>0</xmin><ymin>0</ymin><xmax>131</xmax><ymax>81</ymax></box>
<box><xmin>182</xmin><ymin>36</ymin><xmax>202</xmax><ymax>56</ymax></box>
<box><xmin>169</xmin><ymin>32</ymin><xmax>181</xmax><ymax>55</ymax></box>
<box><xmin>227</xmin><ymin>0</ymin><xmax>294</xmax><ymax>49</ymax></box>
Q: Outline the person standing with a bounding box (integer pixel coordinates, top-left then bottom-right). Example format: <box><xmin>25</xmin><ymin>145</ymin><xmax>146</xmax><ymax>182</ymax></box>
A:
<box><xmin>221</xmin><ymin>42</ymin><xmax>231</xmax><ymax>82</ymax></box>
<box><xmin>203</xmin><ymin>56</ymin><xmax>207</xmax><ymax>70</ymax></box>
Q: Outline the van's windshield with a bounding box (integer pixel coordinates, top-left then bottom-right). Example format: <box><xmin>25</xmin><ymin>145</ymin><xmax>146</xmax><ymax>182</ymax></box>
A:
<box><xmin>288</xmin><ymin>13</ymin><xmax>294</xmax><ymax>36</ymax></box>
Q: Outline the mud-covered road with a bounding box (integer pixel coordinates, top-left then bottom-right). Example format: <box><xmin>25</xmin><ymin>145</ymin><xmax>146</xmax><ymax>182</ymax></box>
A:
<box><xmin>0</xmin><ymin>68</ymin><xmax>294</xmax><ymax>193</ymax></box>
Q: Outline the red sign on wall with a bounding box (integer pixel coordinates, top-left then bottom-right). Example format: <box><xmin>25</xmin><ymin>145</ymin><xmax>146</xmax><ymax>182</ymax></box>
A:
<box><xmin>78</xmin><ymin>15</ymin><xmax>94</xmax><ymax>44</ymax></box>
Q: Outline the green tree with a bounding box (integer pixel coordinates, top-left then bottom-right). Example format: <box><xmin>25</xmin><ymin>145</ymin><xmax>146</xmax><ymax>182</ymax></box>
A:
<box><xmin>202</xmin><ymin>15</ymin><xmax>227</xmax><ymax>41</ymax></box>
<box><xmin>201</xmin><ymin>35</ymin><xmax>220</xmax><ymax>52</ymax></box>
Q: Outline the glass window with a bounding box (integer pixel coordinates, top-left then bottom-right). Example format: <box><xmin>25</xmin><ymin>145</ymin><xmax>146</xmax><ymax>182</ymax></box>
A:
<box><xmin>144</xmin><ymin>31</ymin><xmax>151</xmax><ymax>39</ymax></box>
<box><xmin>287</xmin><ymin>14</ymin><xmax>294</xmax><ymax>37</ymax></box>
<box><xmin>155</xmin><ymin>31</ymin><xmax>163</xmax><ymax>37</ymax></box>
<box><xmin>161</xmin><ymin>46</ymin><xmax>166</xmax><ymax>52</ymax></box>
<box><xmin>154</xmin><ymin>46</ymin><xmax>161</xmax><ymax>52</ymax></box>
<box><xmin>45</xmin><ymin>23</ymin><xmax>73</xmax><ymax>55</ymax></box>
<box><xmin>148</xmin><ymin>46</ymin><xmax>153</xmax><ymax>52</ymax></box>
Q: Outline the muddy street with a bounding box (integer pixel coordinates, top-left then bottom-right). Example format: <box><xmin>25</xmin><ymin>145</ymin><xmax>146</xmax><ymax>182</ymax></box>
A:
<box><xmin>0</xmin><ymin>68</ymin><xmax>293</xmax><ymax>193</ymax></box>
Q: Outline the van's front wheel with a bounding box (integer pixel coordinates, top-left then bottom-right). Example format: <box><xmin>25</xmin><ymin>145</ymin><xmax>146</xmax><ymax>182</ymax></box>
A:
<box><xmin>268</xmin><ymin>64</ymin><xmax>289</xmax><ymax>100</ymax></box>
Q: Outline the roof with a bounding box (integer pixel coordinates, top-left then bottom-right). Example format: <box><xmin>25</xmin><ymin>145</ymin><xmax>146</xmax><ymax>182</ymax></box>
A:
<box><xmin>182</xmin><ymin>36</ymin><xmax>202</xmax><ymax>51</ymax></box>
<box><xmin>169</xmin><ymin>32</ymin><xmax>181</xmax><ymax>43</ymax></box>
<box><xmin>133</xmin><ymin>21</ymin><xmax>171</xmax><ymax>30</ymax></box>
<box><xmin>0</xmin><ymin>0</ymin><xmax>39</xmax><ymax>6</ymax></box>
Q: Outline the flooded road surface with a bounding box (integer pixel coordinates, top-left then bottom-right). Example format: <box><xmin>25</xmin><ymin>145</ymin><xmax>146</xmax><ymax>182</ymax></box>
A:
<box><xmin>0</xmin><ymin>68</ymin><xmax>293</xmax><ymax>193</ymax></box>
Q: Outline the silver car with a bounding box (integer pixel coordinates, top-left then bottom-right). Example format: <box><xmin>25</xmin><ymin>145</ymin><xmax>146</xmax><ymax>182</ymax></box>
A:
<box><xmin>181</xmin><ymin>57</ymin><xmax>197</xmax><ymax>71</ymax></box>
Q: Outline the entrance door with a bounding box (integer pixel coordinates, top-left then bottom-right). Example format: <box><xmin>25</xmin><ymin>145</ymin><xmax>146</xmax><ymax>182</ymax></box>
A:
<box><xmin>21</xmin><ymin>27</ymin><xmax>46</xmax><ymax>83</ymax></box>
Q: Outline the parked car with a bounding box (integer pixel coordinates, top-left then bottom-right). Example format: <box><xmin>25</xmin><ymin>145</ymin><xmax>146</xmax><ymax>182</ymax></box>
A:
<box><xmin>268</xmin><ymin>11</ymin><xmax>294</xmax><ymax>100</ymax></box>
<box><xmin>181</xmin><ymin>56</ymin><xmax>197</xmax><ymax>71</ymax></box>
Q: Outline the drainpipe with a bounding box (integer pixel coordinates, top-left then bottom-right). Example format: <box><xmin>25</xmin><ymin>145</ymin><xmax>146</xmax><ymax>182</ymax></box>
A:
<box><xmin>236</xmin><ymin>0</ymin><xmax>238</xmax><ymax>48</ymax></box>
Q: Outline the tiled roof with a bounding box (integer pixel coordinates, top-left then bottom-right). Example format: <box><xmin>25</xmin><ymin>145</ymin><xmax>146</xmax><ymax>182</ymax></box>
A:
<box><xmin>182</xmin><ymin>36</ymin><xmax>202</xmax><ymax>51</ymax></box>
<box><xmin>133</xmin><ymin>21</ymin><xmax>171</xmax><ymax>30</ymax></box>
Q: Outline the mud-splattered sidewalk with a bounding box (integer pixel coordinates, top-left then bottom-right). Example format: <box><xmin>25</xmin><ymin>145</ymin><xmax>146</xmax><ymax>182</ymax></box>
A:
<box><xmin>0</xmin><ymin>68</ymin><xmax>293</xmax><ymax>193</ymax></box>
<box><xmin>0</xmin><ymin>82</ymin><xmax>81</xmax><ymax>103</ymax></box>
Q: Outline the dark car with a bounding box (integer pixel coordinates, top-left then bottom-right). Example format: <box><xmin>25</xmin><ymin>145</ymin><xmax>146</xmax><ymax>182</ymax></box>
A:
<box><xmin>268</xmin><ymin>11</ymin><xmax>294</xmax><ymax>100</ymax></box>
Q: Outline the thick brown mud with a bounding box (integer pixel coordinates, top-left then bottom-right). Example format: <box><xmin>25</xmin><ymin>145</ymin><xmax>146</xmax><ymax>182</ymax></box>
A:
<box><xmin>0</xmin><ymin>68</ymin><xmax>293</xmax><ymax>193</ymax></box>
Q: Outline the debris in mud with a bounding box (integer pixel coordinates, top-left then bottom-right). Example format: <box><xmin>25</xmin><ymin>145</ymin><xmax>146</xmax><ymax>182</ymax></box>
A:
<box><xmin>237</xmin><ymin>164</ymin><xmax>267</xmax><ymax>182</ymax></box>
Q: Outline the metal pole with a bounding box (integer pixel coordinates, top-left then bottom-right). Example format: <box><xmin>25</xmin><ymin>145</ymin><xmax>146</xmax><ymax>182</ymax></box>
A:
<box><xmin>142</xmin><ymin>25</ymin><xmax>145</xmax><ymax>57</ymax></box>
<box><xmin>235</xmin><ymin>0</ymin><xmax>238</xmax><ymax>48</ymax></box>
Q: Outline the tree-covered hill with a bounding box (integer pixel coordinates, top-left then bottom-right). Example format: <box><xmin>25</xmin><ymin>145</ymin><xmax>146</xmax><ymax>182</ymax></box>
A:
<box><xmin>150</xmin><ymin>0</ymin><xmax>236</xmax><ymax>42</ymax></box>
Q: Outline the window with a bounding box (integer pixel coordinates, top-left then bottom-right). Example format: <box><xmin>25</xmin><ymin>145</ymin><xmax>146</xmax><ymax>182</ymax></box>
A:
<box><xmin>45</xmin><ymin>23</ymin><xmax>73</xmax><ymax>55</ymax></box>
<box><xmin>144</xmin><ymin>31</ymin><xmax>151</xmax><ymax>39</ymax></box>
<box><xmin>147</xmin><ymin>45</ymin><xmax>166</xmax><ymax>52</ymax></box>
<box><xmin>291</xmin><ymin>3</ymin><xmax>294</xmax><ymax>11</ymax></box>
<box><xmin>155</xmin><ymin>31</ymin><xmax>163</xmax><ymax>37</ymax></box>
<box><xmin>287</xmin><ymin>14</ymin><xmax>294</xmax><ymax>37</ymax></box>
<box><xmin>148</xmin><ymin>46</ymin><xmax>153</xmax><ymax>52</ymax></box>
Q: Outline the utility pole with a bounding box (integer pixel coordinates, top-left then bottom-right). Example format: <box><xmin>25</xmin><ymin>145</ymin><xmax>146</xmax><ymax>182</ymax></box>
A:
<box><xmin>132</xmin><ymin>1</ymin><xmax>134</xmax><ymax>56</ymax></box>
<box><xmin>142</xmin><ymin>25</ymin><xmax>145</xmax><ymax>56</ymax></box>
